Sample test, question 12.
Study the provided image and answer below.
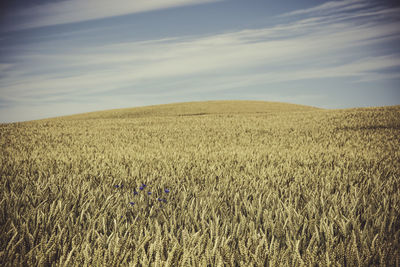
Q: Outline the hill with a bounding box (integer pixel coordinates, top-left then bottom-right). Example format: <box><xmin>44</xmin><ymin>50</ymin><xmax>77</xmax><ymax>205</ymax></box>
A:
<box><xmin>1</xmin><ymin>101</ymin><xmax>399</xmax><ymax>266</ymax></box>
<box><xmin>54</xmin><ymin>100</ymin><xmax>320</xmax><ymax>120</ymax></box>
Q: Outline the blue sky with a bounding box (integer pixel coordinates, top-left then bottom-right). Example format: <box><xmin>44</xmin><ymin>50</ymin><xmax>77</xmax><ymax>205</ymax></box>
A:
<box><xmin>0</xmin><ymin>0</ymin><xmax>399</xmax><ymax>122</ymax></box>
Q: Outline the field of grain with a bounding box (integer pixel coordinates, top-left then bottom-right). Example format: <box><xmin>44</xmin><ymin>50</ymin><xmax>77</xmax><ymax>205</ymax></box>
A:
<box><xmin>1</xmin><ymin>100</ymin><xmax>399</xmax><ymax>266</ymax></box>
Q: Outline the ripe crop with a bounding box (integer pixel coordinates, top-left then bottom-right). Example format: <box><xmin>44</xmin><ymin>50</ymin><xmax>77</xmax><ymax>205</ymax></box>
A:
<box><xmin>1</xmin><ymin>101</ymin><xmax>399</xmax><ymax>266</ymax></box>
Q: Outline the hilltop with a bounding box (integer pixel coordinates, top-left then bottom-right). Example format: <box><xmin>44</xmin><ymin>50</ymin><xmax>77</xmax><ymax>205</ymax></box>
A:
<box><xmin>52</xmin><ymin>100</ymin><xmax>321</xmax><ymax>121</ymax></box>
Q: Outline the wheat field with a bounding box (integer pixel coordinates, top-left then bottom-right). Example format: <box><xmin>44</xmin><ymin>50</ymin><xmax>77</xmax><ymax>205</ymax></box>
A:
<box><xmin>1</xmin><ymin>100</ymin><xmax>399</xmax><ymax>266</ymax></box>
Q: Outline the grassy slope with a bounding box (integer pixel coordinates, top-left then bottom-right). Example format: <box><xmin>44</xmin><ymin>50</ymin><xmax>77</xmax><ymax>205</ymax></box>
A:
<box><xmin>56</xmin><ymin>100</ymin><xmax>320</xmax><ymax>120</ymax></box>
<box><xmin>1</xmin><ymin>101</ymin><xmax>399</xmax><ymax>266</ymax></box>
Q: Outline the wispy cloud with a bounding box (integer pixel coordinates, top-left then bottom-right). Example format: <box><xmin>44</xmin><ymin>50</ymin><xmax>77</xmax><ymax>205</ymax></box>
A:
<box><xmin>279</xmin><ymin>0</ymin><xmax>370</xmax><ymax>17</ymax></box>
<box><xmin>6</xmin><ymin>0</ymin><xmax>221</xmax><ymax>30</ymax></box>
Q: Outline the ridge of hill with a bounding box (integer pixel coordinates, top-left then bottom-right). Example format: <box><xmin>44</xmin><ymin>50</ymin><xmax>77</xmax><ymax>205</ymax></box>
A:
<box><xmin>54</xmin><ymin>100</ymin><xmax>321</xmax><ymax>121</ymax></box>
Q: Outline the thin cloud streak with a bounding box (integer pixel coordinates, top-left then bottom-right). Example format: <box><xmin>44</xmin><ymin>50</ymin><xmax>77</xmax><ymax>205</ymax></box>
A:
<box><xmin>7</xmin><ymin>0</ymin><xmax>221</xmax><ymax>30</ymax></box>
<box><xmin>279</xmin><ymin>0</ymin><xmax>369</xmax><ymax>17</ymax></box>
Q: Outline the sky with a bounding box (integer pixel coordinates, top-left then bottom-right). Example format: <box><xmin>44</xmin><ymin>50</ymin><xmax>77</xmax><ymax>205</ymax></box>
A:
<box><xmin>0</xmin><ymin>0</ymin><xmax>399</xmax><ymax>122</ymax></box>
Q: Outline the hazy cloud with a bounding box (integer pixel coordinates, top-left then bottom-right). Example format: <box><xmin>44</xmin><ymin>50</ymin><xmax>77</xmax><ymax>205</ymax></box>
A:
<box><xmin>280</xmin><ymin>0</ymin><xmax>370</xmax><ymax>17</ymax></box>
<box><xmin>5</xmin><ymin>0</ymin><xmax>221</xmax><ymax>30</ymax></box>
<box><xmin>2</xmin><ymin>16</ymin><xmax>399</xmax><ymax>101</ymax></box>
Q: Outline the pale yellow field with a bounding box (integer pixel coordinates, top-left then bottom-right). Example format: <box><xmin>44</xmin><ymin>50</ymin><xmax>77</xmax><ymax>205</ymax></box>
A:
<box><xmin>1</xmin><ymin>100</ymin><xmax>399</xmax><ymax>266</ymax></box>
